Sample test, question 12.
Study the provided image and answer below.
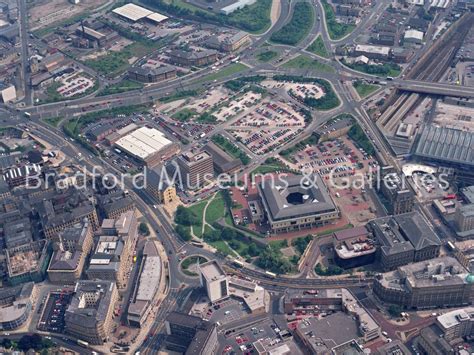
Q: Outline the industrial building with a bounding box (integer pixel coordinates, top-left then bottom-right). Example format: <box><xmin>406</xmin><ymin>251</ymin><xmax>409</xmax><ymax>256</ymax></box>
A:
<box><xmin>220</xmin><ymin>0</ymin><xmax>257</xmax><ymax>15</ymax></box>
<box><xmin>114</xmin><ymin>126</ymin><xmax>179</xmax><ymax>167</ymax></box>
<box><xmin>354</xmin><ymin>44</ymin><xmax>391</xmax><ymax>59</ymax></box>
<box><xmin>404</xmin><ymin>29</ymin><xmax>424</xmax><ymax>44</ymax></box>
<box><xmin>127</xmin><ymin>241</ymin><xmax>162</xmax><ymax>327</ymax></box>
<box><xmin>175</xmin><ymin>150</ymin><xmax>214</xmax><ymax>189</ymax></box>
<box><xmin>112</xmin><ymin>3</ymin><xmax>168</xmax><ymax>24</ymax></box>
<box><xmin>368</xmin><ymin>211</ymin><xmax>441</xmax><ymax>271</ymax></box>
<box><xmin>373</xmin><ymin>257</ymin><xmax>474</xmax><ymax>309</ymax></box>
<box><xmin>258</xmin><ymin>174</ymin><xmax>339</xmax><ymax>234</ymax></box>
<box><xmin>414</xmin><ymin>125</ymin><xmax>474</xmax><ymax>172</ymax></box>
<box><xmin>64</xmin><ymin>281</ymin><xmax>118</xmax><ymax>345</ymax></box>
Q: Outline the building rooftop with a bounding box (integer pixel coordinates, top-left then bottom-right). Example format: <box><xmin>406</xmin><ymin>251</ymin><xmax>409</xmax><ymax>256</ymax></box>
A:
<box><xmin>369</xmin><ymin>211</ymin><xmax>441</xmax><ymax>256</ymax></box>
<box><xmin>461</xmin><ymin>186</ymin><xmax>474</xmax><ymax>204</ymax></box>
<box><xmin>204</xmin><ymin>141</ymin><xmax>241</xmax><ymax>172</ymax></box>
<box><xmin>259</xmin><ymin>174</ymin><xmax>337</xmax><ymax>221</ymax></box>
<box><xmin>355</xmin><ymin>44</ymin><xmax>391</xmax><ymax>55</ymax></box>
<box><xmin>6</xmin><ymin>240</ymin><xmax>48</xmax><ymax>277</ymax></box>
<box><xmin>334</xmin><ymin>226</ymin><xmax>370</xmax><ymax>241</ymax></box>
<box><xmin>112</xmin><ymin>3</ymin><xmax>167</xmax><ymax>22</ymax></box>
<box><xmin>414</xmin><ymin>125</ymin><xmax>474</xmax><ymax>168</ymax></box>
<box><xmin>436</xmin><ymin>307</ymin><xmax>474</xmax><ymax>331</ymax></box>
<box><xmin>404</xmin><ymin>29</ymin><xmax>424</xmax><ymax>40</ymax></box>
<box><xmin>199</xmin><ymin>260</ymin><xmax>226</xmax><ymax>282</ymax></box>
<box><xmin>115</xmin><ymin>127</ymin><xmax>173</xmax><ymax>160</ymax></box>
<box><xmin>0</xmin><ymin>282</ymin><xmax>35</xmax><ymax>324</ymax></box>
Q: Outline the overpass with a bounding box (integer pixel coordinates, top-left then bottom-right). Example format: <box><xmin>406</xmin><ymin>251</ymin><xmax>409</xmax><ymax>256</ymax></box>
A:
<box><xmin>395</xmin><ymin>80</ymin><xmax>474</xmax><ymax>98</ymax></box>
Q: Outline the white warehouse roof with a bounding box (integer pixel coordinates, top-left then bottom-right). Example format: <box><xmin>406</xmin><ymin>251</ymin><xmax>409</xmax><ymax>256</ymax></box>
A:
<box><xmin>113</xmin><ymin>3</ymin><xmax>168</xmax><ymax>23</ymax></box>
<box><xmin>405</xmin><ymin>29</ymin><xmax>424</xmax><ymax>41</ymax></box>
<box><xmin>355</xmin><ymin>44</ymin><xmax>391</xmax><ymax>56</ymax></box>
<box><xmin>115</xmin><ymin>127</ymin><xmax>173</xmax><ymax>160</ymax></box>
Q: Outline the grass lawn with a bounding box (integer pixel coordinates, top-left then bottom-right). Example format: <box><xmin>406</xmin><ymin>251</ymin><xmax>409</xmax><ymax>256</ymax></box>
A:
<box><xmin>282</xmin><ymin>55</ymin><xmax>335</xmax><ymax>73</ymax></box>
<box><xmin>172</xmin><ymin>108</ymin><xmax>197</xmax><ymax>121</ymax></box>
<box><xmin>321</xmin><ymin>0</ymin><xmax>356</xmax><ymax>40</ymax></box>
<box><xmin>195</xmin><ymin>63</ymin><xmax>248</xmax><ymax>85</ymax></box>
<box><xmin>307</xmin><ymin>36</ymin><xmax>330</xmax><ymax>58</ymax></box>
<box><xmin>42</xmin><ymin>116</ymin><xmax>62</xmax><ymax>128</ymax></box>
<box><xmin>205</xmin><ymin>194</ymin><xmax>226</xmax><ymax>225</ymax></box>
<box><xmin>98</xmin><ymin>80</ymin><xmax>144</xmax><ymax>96</ymax></box>
<box><xmin>209</xmin><ymin>240</ymin><xmax>238</xmax><ymax>257</ymax></box>
<box><xmin>251</xmin><ymin>159</ymin><xmax>293</xmax><ymax>176</ymax></box>
<box><xmin>353</xmin><ymin>80</ymin><xmax>380</xmax><ymax>98</ymax></box>
<box><xmin>257</xmin><ymin>50</ymin><xmax>278</xmax><ymax>62</ymax></box>
<box><xmin>84</xmin><ymin>42</ymin><xmax>157</xmax><ymax>78</ymax></box>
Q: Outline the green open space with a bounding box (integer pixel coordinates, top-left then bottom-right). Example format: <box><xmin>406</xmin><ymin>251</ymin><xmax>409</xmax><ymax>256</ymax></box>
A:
<box><xmin>321</xmin><ymin>0</ymin><xmax>356</xmax><ymax>40</ymax></box>
<box><xmin>282</xmin><ymin>55</ymin><xmax>335</xmax><ymax>73</ymax></box>
<box><xmin>211</xmin><ymin>134</ymin><xmax>250</xmax><ymax>165</ymax></box>
<box><xmin>194</xmin><ymin>63</ymin><xmax>248</xmax><ymax>85</ymax></box>
<box><xmin>171</xmin><ymin>108</ymin><xmax>198</xmax><ymax>122</ymax></box>
<box><xmin>341</xmin><ymin>59</ymin><xmax>401</xmax><ymax>77</ymax></box>
<box><xmin>348</xmin><ymin>123</ymin><xmax>375</xmax><ymax>155</ymax></box>
<box><xmin>42</xmin><ymin>116</ymin><xmax>63</xmax><ymax>128</ymax></box>
<box><xmin>270</xmin><ymin>2</ymin><xmax>314</xmax><ymax>45</ymax></box>
<box><xmin>160</xmin><ymin>89</ymin><xmax>200</xmax><ymax>103</ymax></box>
<box><xmin>307</xmin><ymin>35</ymin><xmax>330</xmax><ymax>58</ymax></box>
<box><xmin>143</xmin><ymin>0</ymin><xmax>272</xmax><ymax>34</ymax></box>
<box><xmin>353</xmin><ymin>80</ymin><xmax>380</xmax><ymax>98</ymax></box>
<box><xmin>251</xmin><ymin>157</ymin><xmax>295</xmax><ymax>176</ymax></box>
<box><xmin>98</xmin><ymin>80</ymin><xmax>144</xmax><ymax>96</ymax></box>
<box><xmin>257</xmin><ymin>50</ymin><xmax>278</xmax><ymax>62</ymax></box>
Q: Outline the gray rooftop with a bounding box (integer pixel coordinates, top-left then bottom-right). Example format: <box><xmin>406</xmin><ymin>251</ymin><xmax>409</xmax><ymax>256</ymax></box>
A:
<box><xmin>414</xmin><ymin>125</ymin><xmax>474</xmax><ymax>168</ymax></box>
<box><xmin>259</xmin><ymin>174</ymin><xmax>337</xmax><ymax>221</ymax></box>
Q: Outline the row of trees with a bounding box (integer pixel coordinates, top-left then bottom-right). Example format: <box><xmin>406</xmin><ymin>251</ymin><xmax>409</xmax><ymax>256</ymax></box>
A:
<box><xmin>348</xmin><ymin>123</ymin><xmax>376</xmax><ymax>155</ymax></box>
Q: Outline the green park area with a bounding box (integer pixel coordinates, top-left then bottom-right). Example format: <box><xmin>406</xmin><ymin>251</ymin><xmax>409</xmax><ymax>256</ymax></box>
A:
<box><xmin>321</xmin><ymin>0</ymin><xmax>355</xmax><ymax>40</ymax></box>
<box><xmin>282</xmin><ymin>55</ymin><xmax>335</xmax><ymax>73</ymax></box>
<box><xmin>99</xmin><ymin>80</ymin><xmax>144</xmax><ymax>96</ymax></box>
<box><xmin>257</xmin><ymin>50</ymin><xmax>278</xmax><ymax>62</ymax></box>
<box><xmin>353</xmin><ymin>80</ymin><xmax>380</xmax><ymax>98</ymax></box>
<box><xmin>212</xmin><ymin>134</ymin><xmax>250</xmax><ymax>165</ymax></box>
<box><xmin>251</xmin><ymin>157</ymin><xmax>295</xmax><ymax>176</ymax></box>
<box><xmin>270</xmin><ymin>2</ymin><xmax>314</xmax><ymax>45</ymax></box>
<box><xmin>307</xmin><ymin>36</ymin><xmax>330</xmax><ymax>58</ymax></box>
<box><xmin>342</xmin><ymin>59</ymin><xmax>401</xmax><ymax>77</ymax></box>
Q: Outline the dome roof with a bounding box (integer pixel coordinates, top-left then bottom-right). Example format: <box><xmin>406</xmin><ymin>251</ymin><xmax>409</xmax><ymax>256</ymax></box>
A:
<box><xmin>466</xmin><ymin>274</ymin><xmax>474</xmax><ymax>284</ymax></box>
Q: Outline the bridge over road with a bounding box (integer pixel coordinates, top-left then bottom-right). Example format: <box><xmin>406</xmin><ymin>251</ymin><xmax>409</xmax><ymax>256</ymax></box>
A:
<box><xmin>395</xmin><ymin>80</ymin><xmax>474</xmax><ymax>98</ymax></box>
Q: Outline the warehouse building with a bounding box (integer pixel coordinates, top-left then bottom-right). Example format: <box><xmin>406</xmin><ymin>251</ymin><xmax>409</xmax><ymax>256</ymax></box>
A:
<box><xmin>220</xmin><ymin>0</ymin><xmax>256</xmax><ymax>15</ymax></box>
<box><xmin>114</xmin><ymin>126</ymin><xmax>179</xmax><ymax>167</ymax></box>
<box><xmin>112</xmin><ymin>3</ymin><xmax>168</xmax><ymax>24</ymax></box>
<box><xmin>354</xmin><ymin>44</ymin><xmax>391</xmax><ymax>60</ymax></box>
<box><xmin>414</xmin><ymin>125</ymin><xmax>474</xmax><ymax>173</ymax></box>
<box><xmin>258</xmin><ymin>174</ymin><xmax>339</xmax><ymax>234</ymax></box>
<box><xmin>404</xmin><ymin>29</ymin><xmax>424</xmax><ymax>44</ymax></box>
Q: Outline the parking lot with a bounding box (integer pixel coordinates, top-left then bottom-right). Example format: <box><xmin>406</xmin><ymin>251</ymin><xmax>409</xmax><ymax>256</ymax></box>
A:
<box><xmin>283</xmin><ymin>135</ymin><xmax>379</xmax><ymax>224</ymax></box>
<box><xmin>38</xmin><ymin>290</ymin><xmax>73</xmax><ymax>333</ymax></box>
<box><xmin>205</xmin><ymin>298</ymin><xmax>250</xmax><ymax>325</ymax></box>
<box><xmin>262</xmin><ymin>80</ymin><xmax>325</xmax><ymax>101</ymax></box>
<box><xmin>231</xmin><ymin>127</ymin><xmax>304</xmax><ymax>155</ymax></box>
<box><xmin>219</xmin><ymin>317</ymin><xmax>284</xmax><ymax>354</ymax></box>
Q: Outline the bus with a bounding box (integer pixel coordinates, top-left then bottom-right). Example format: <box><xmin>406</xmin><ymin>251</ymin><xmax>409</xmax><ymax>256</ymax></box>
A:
<box><xmin>447</xmin><ymin>241</ymin><xmax>456</xmax><ymax>251</ymax></box>
<box><xmin>233</xmin><ymin>260</ymin><xmax>244</xmax><ymax>268</ymax></box>
<box><xmin>24</xmin><ymin>112</ymin><xmax>31</xmax><ymax>118</ymax></box>
<box><xmin>265</xmin><ymin>271</ymin><xmax>277</xmax><ymax>278</ymax></box>
<box><xmin>77</xmin><ymin>340</ymin><xmax>89</xmax><ymax>348</ymax></box>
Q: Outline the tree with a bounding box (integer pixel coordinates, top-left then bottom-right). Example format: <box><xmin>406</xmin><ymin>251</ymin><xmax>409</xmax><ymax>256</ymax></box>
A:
<box><xmin>175</xmin><ymin>225</ymin><xmax>192</xmax><ymax>241</ymax></box>
<box><xmin>388</xmin><ymin>304</ymin><xmax>403</xmax><ymax>318</ymax></box>
<box><xmin>139</xmin><ymin>222</ymin><xmax>150</xmax><ymax>236</ymax></box>
<box><xmin>247</xmin><ymin>243</ymin><xmax>259</xmax><ymax>257</ymax></box>
<box><xmin>1</xmin><ymin>339</ymin><xmax>12</xmax><ymax>349</ymax></box>
<box><xmin>221</xmin><ymin>227</ymin><xmax>237</xmax><ymax>241</ymax></box>
<box><xmin>203</xmin><ymin>229</ymin><xmax>221</xmax><ymax>243</ymax></box>
<box><xmin>175</xmin><ymin>206</ymin><xmax>199</xmax><ymax>226</ymax></box>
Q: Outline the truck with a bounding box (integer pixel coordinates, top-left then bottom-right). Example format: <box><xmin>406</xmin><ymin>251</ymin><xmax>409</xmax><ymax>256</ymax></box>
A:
<box><xmin>24</xmin><ymin>112</ymin><xmax>31</xmax><ymax>118</ymax></box>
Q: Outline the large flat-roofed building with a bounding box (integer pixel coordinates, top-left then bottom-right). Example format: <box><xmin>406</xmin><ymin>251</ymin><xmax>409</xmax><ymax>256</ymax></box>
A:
<box><xmin>220</xmin><ymin>0</ymin><xmax>257</xmax><ymax>15</ymax></box>
<box><xmin>86</xmin><ymin>211</ymin><xmax>138</xmax><ymax>288</ymax></box>
<box><xmin>169</xmin><ymin>49</ymin><xmax>218</xmax><ymax>67</ymax></box>
<box><xmin>6</xmin><ymin>240</ymin><xmax>51</xmax><ymax>286</ymax></box>
<box><xmin>377</xmin><ymin>166</ymin><xmax>415</xmax><ymax>215</ymax></box>
<box><xmin>354</xmin><ymin>44</ymin><xmax>391</xmax><ymax>59</ymax></box>
<box><xmin>368</xmin><ymin>211</ymin><xmax>441</xmax><ymax>271</ymax></box>
<box><xmin>205</xmin><ymin>31</ymin><xmax>250</xmax><ymax>52</ymax></box>
<box><xmin>176</xmin><ymin>150</ymin><xmax>214</xmax><ymax>189</ymax></box>
<box><xmin>373</xmin><ymin>257</ymin><xmax>474</xmax><ymax>309</ymax></box>
<box><xmin>436</xmin><ymin>307</ymin><xmax>474</xmax><ymax>341</ymax></box>
<box><xmin>258</xmin><ymin>174</ymin><xmax>339</xmax><ymax>234</ymax></box>
<box><xmin>199</xmin><ymin>260</ymin><xmax>228</xmax><ymax>303</ymax></box>
<box><xmin>128</xmin><ymin>65</ymin><xmax>176</xmax><ymax>83</ymax></box>
<box><xmin>3</xmin><ymin>217</ymin><xmax>33</xmax><ymax>248</ymax></box>
<box><xmin>285</xmin><ymin>288</ymin><xmax>380</xmax><ymax>343</ymax></box>
<box><xmin>165</xmin><ymin>312</ymin><xmax>218</xmax><ymax>355</ymax></box>
<box><xmin>0</xmin><ymin>282</ymin><xmax>37</xmax><ymax>331</ymax></box>
<box><xmin>112</xmin><ymin>3</ymin><xmax>168</xmax><ymax>23</ymax></box>
<box><xmin>376</xmin><ymin>340</ymin><xmax>411</xmax><ymax>355</ymax></box>
<box><xmin>47</xmin><ymin>221</ymin><xmax>93</xmax><ymax>285</ymax></box>
<box><xmin>65</xmin><ymin>281</ymin><xmax>118</xmax><ymax>345</ymax></box>
<box><xmin>333</xmin><ymin>226</ymin><xmax>376</xmax><ymax>269</ymax></box>
<box><xmin>0</xmin><ymin>83</ymin><xmax>16</xmax><ymax>103</ymax></box>
<box><xmin>456</xmin><ymin>204</ymin><xmax>474</xmax><ymax>234</ymax></box>
<box><xmin>127</xmin><ymin>241</ymin><xmax>162</xmax><ymax>327</ymax></box>
<box><xmin>414</xmin><ymin>125</ymin><xmax>474</xmax><ymax>172</ymax></box>
<box><xmin>114</xmin><ymin>126</ymin><xmax>179</xmax><ymax>167</ymax></box>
